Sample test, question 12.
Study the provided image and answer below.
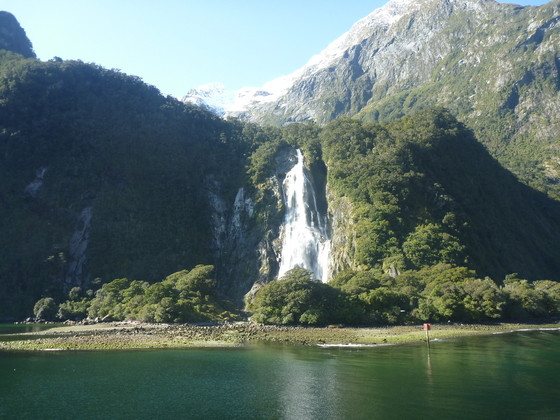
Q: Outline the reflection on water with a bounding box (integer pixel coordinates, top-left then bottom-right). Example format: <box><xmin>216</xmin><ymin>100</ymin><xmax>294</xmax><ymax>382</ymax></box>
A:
<box><xmin>280</xmin><ymin>347</ymin><xmax>341</xmax><ymax>419</ymax></box>
<box><xmin>0</xmin><ymin>324</ymin><xmax>62</xmax><ymax>342</ymax></box>
<box><xmin>0</xmin><ymin>329</ymin><xmax>559</xmax><ymax>419</ymax></box>
<box><xmin>0</xmin><ymin>323</ymin><xmax>60</xmax><ymax>335</ymax></box>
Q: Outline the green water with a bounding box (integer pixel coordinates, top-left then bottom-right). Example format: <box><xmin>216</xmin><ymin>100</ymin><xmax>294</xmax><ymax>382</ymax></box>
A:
<box><xmin>0</xmin><ymin>324</ymin><xmax>64</xmax><ymax>342</ymax></box>
<box><xmin>1</xmin><ymin>328</ymin><xmax>559</xmax><ymax>419</ymax></box>
<box><xmin>0</xmin><ymin>324</ymin><xmax>61</xmax><ymax>335</ymax></box>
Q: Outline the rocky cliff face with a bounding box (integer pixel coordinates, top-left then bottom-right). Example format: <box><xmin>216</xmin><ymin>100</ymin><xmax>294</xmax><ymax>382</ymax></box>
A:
<box><xmin>227</xmin><ymin>0</ymin><xmax>559</xmax><ymax>126</ymax></box>
<box><xmin>210</xmin><ymin>147</ymin><xmax>358</xmax><ymax>306</ymax></box>
<box><xmin>326</xmin><ymin>189</ymin><xmax>358</xmax><ymax>279</ymax></box>
<box><xmin>210</xmin><ymin>148</ymin><xmax>298</xmax><ymax>306</ymax></box>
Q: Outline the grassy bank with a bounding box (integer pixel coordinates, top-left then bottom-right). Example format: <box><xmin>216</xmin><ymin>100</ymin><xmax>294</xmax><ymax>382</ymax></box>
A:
<box><xmin>1</xmin><ymin>321</ymin><xmax>559</xmax><ymax>351</ymax></box>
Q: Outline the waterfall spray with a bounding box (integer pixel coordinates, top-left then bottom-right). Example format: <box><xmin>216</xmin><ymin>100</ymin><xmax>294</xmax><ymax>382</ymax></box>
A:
<box><xmin>278</xmin><ymin>149</ymin><xmax>331</xmax><ymax>282</ymax></box>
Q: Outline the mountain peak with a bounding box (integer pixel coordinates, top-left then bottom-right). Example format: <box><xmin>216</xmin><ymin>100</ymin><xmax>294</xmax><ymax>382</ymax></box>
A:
<box><xmin>181</xmin><ymin>0</ymin><xmax>440</xmax><ymax>118</ymax></box>
<box><xmin>0</xmin><ymin>11</ymin><xmax>36</xmax><ymax>59</ymax></box>
<box><xmin>294</xmin><ymin>0</ymin><xmax>430</xmax><ymax>78</ymax></box>
<box><xmin>181</xmin><ymin>0</ymin><xmax>542</xmax><ymax>123</ymax></box>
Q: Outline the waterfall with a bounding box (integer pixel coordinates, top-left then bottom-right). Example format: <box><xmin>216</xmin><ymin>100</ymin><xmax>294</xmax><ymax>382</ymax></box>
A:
<box><xmin>278</xmin><ymin>149</ymin><xmax>331</xmax><ymax>282</ymax></box>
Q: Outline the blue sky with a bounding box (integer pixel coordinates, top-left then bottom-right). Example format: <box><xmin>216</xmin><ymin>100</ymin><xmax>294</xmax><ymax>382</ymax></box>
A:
<box><xmin>0</xmin><ymin>0</ymin><xmax>550</xmax><ymax>97</ymax></box>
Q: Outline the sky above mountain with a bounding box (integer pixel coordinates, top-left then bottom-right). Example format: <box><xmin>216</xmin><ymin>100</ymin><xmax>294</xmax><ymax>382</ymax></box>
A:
<box><xmin>0</xmin><ymin>0</ymin><xmax>550</xmax><ymax>98</ymax></box>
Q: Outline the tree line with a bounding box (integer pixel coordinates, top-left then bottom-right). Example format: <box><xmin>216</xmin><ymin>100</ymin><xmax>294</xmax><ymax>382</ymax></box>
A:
<box><xmin>249</xmin><ymin>266</ymin><xmax>560</xmax><ymax>326</ymax></box>
<box><xmin>33</xmin><ymin>265</ymin><xmax>241</xmax><ymax>323</ymax></box>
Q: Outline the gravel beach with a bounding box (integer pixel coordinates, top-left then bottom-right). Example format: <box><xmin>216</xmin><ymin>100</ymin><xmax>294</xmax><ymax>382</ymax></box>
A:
<box><xmin>2</xmin><ymin>321</ymin><xmax>559</xmax><ymax>350</ymax></box>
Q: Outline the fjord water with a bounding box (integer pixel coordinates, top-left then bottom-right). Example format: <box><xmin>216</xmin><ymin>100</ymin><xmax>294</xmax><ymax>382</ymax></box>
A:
<box><xmin>278</xmin><ymin>149</ymin><xmax>331</xmax><ymax>282</ymax></box>
<box><xmin>1</xmin><ymin>329</ymin><xmax>560</xmax><ymax>419</ymax></box>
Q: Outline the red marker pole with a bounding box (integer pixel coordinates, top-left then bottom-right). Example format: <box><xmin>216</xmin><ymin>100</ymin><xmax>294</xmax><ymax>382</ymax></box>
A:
<box><xmin>423</xmin><ymin>323</ymin><xmax>431</xmax><ymax>346</ymax></box>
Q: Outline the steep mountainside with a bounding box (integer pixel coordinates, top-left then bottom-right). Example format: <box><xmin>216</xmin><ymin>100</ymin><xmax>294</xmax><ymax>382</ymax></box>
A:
<box><xmin>3</xmin><ymin>10</ymin><xmax>560</xmax><ymax>321</ymax></box>
<box><xmin>186</xmin><ymin>0</ymin><xmax>560</xmax><ymax>198</ymax></box>
<box><xmin>0</xmin><ymin>53</ymin><xmax>252</xmax><ymax>318</ymax></box>
<box><xmin>0</xmin><ymin>11</ymin><xmax>35</xmax><ymax>58</ymax></box>
<box><xmin>319</xmin><ymin>109</ymin><xmax>560</xmax><ymax>282</ymax></box>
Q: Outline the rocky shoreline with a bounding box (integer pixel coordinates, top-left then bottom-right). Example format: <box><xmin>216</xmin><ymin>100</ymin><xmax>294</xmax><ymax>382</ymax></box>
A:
<box><xmin>2</xmin><ymin>321</ymin><xmax>559</xmax><ymax>351</ymax></box>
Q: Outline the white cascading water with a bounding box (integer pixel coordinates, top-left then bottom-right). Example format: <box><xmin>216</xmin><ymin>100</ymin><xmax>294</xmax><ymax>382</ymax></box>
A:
<box><xmin>278</xmin><ymin>149</ymin><xmax>331</xmax><ymax>282</ymax></box>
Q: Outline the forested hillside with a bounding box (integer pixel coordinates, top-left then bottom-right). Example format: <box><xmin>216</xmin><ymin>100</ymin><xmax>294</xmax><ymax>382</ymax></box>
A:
<box><xmin>246</xmin><ymin>109</ymin><xmax>560</xmax><ymax>281</ymax></box>
<box><xmin>0</xmin><ymin>50</ymin><xmax>254</xmax><ymax>318</ymax></box>
<box><xmin>0</xmin><ymin>11</ymin><xmax>35</xmax><ymax>58</ymax></box>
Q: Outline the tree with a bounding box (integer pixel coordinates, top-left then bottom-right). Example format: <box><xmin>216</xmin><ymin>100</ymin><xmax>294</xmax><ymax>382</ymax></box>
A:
<box><xmin>403</xmin><ymin>224</ymin><xmax>465</xmax><ymax>269</ymax></box>
<box><xmin>249</xmin><ymin>268</ymin><xmax>351</xmax><ymax>325</ymax></box>
<box><xmin>503</xmin><ymin>278</ymin><xmax>549</xmax><ymax>319</ymax></box>
<box><xmin>172</xmin><ymin>265</ymin><xmax>216</xmax><ymax>299</ymax></box>
<box><xmin>358</xmin><ymin>287</ymin><xmax>411</xmax><ymax>324</ymax></box>
<box><xmin>33</xmin><ymin>297</ymin><xmax>57</xmax><ymax>320</ymax></box>
<box><xmin>462</xmin><ymin>278</ymin><xmax>506</xmax><ymax>321</ymax></box>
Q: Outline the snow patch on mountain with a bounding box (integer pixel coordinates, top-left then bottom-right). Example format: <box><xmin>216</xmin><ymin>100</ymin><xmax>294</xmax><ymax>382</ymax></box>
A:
<box><xmin>181</xmin><ymin>0</ymin><xmax>424</xmax><ymax>117</ymax></box>
<box><xmin>303</xmin><ymin>0</ymin><xmax>421</xmax><ymax>74</ymax></box>
<box><xmin>180</xmin><ymin>82</ymin><xmax>236</xmax><ymax>115</ymax></box>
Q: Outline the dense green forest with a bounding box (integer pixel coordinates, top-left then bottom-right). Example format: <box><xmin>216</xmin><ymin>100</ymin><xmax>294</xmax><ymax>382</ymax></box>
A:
<box><xmin>2</xmin><ymin>11</ymin><xmax>560</xmax><ymax>324</ymax></box>
<box><xmin>248</xmin><ymin>109</ymin><xmax>560</xmax><ymax>280</ymax></box>
<box><xmin>34</xmin><ymin>265</ymin><xmax>241</xmax><ymax>323</ymax></box>
<box><xmin>0</xmin><ymin>51</ymin><xmax>254</xmax><ymax>317</ymax></box>
<box><xmin>319</xmin><ymin>110</ymin><xmax>560</xmax><ymax>279</ymax></box>
<box><xmin>32</xmin><ymin>108</ymin><xmax>560</xmax><ymax>325</ymax></box>
<box><xmin>249</xmin><ymin>266</ymin><xmax>560</xmax><ymax>325</ymax></box>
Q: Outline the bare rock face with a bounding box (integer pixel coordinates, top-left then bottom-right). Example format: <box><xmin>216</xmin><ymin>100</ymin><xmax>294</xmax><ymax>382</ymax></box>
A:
<box><xmin>212</xmin><ymin>146</ymin><xmax>360</xmax><ymax>306</ymax></box>
<box><xmin>65</xmin><ymin>206</ymin><xmax>93</xmax><ymax>289</ymax></box>
<box><xmin>209</xmin><ymin>148</ymin><xmax>299</xmax><ymax>307</ymax></box>
<box><xmin>230</xmin><ymin>0</ymin><xmax>553</xmax><ymax>126</ymax></box>
<box><xmin>183</xmin><ymin>0</ymin><xmax>560</xmax><ymax>188</ymax></box>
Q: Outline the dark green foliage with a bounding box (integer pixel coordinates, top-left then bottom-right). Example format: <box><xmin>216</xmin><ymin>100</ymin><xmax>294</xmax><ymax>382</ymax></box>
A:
<box><xmin>320</xmin><ymin>108</ymin><xmax>560</xmax><ymax>282</ymax></box>
<box><xmin>249</xmin><ymin>268</ymin><xmax>356</xmax><ymax>325</ymax></box>
<box><xmin>248</xmin><ymin>263</ymin><xmax>560</xmax><ymax>326</ymax></box>
<box><xmin>0</xmin><ymin>54</ymin><xmax>254</xmax><ymax>318</ymax></box>
<box><xmin>169</xmin><ymin>265</ymin><xmax>218</xmax><ymax>303</ymax></box>
<box><xmin>502</xmin><ymin>277</ymin><xmax>556</xmax><ymax>320</ymax></box>
<box><xmin>4</xmin><ymin>16</ymin><xmax>560</xmax><ymax>327</ymax></box>
<box><xmin>245</xmin><ymin>108</ymin><xmax>560</xmax><ymax>326</ymax></box>
<box><xmin>248</xmin><ymin>136</ymin><xmax>287</xmax><ymax>184</ymax></box>
<box><xmin>0</xmin><ymin>12</ymin><xmax>35</xmax><ymax>58</ymax></box>
<box><xmin>320</xmin><ymin>264</ymin><xmax>559</xmax><ymax>325</ymax></box>
<box><xmin>402</xmin><ymin>223</ymin><xmax>465</xmax><ymax>268</ymax></box>
<box><xmin>356</xmin><ymin>288</ymin><xmax>411</xmax><ymax>324</ymax></box>
<box><xmin>33</xmin><ymin>297</ymin><xmax>57</xmax><ymax>321</ymax></box>
<box><xmin>51</xmin><ymin>265</ymin><xmax>240</xmax><ymax>323</ymax></box>
<box><xmin>462</xmin><ymin>279</ymin><xmax>507</xmax><ymax>321</ymax></box>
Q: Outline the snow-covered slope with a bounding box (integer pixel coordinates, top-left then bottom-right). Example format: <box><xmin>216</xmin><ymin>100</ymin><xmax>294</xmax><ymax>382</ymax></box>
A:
<box><xmin>181</xmin><ymin>0</ymin><xmax>424</xmax><ymax>117</ymax></box>
<box><xmin>181</xmin><ymin>0</ymin><xmax>557</xmax><ymax>132</ymax></box>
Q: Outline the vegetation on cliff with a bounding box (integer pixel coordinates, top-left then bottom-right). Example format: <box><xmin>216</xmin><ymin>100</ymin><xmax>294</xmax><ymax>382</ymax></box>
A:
<box><xmin>0</xmin><ymin>12</ymin><xmax>35</xmax><ymax>59</ymax></box>
<box><xmin>319</xmin><ymin>108</ymin><xmax>560</xmax><ymax>281</ymax></box>
<box><xmin>236</xmin><ymin>0</ymin><xmax>560</xmax><ymax>202</ymax></box>
<box><xmin>0</xmin><ymin>53</ymin><xmax>255</xmax><ymax>318</ymax></box>
<box><xmin>244</xmin><ymin>109</ymin><xmax>560</xmax><ymax>283</ymax></box>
